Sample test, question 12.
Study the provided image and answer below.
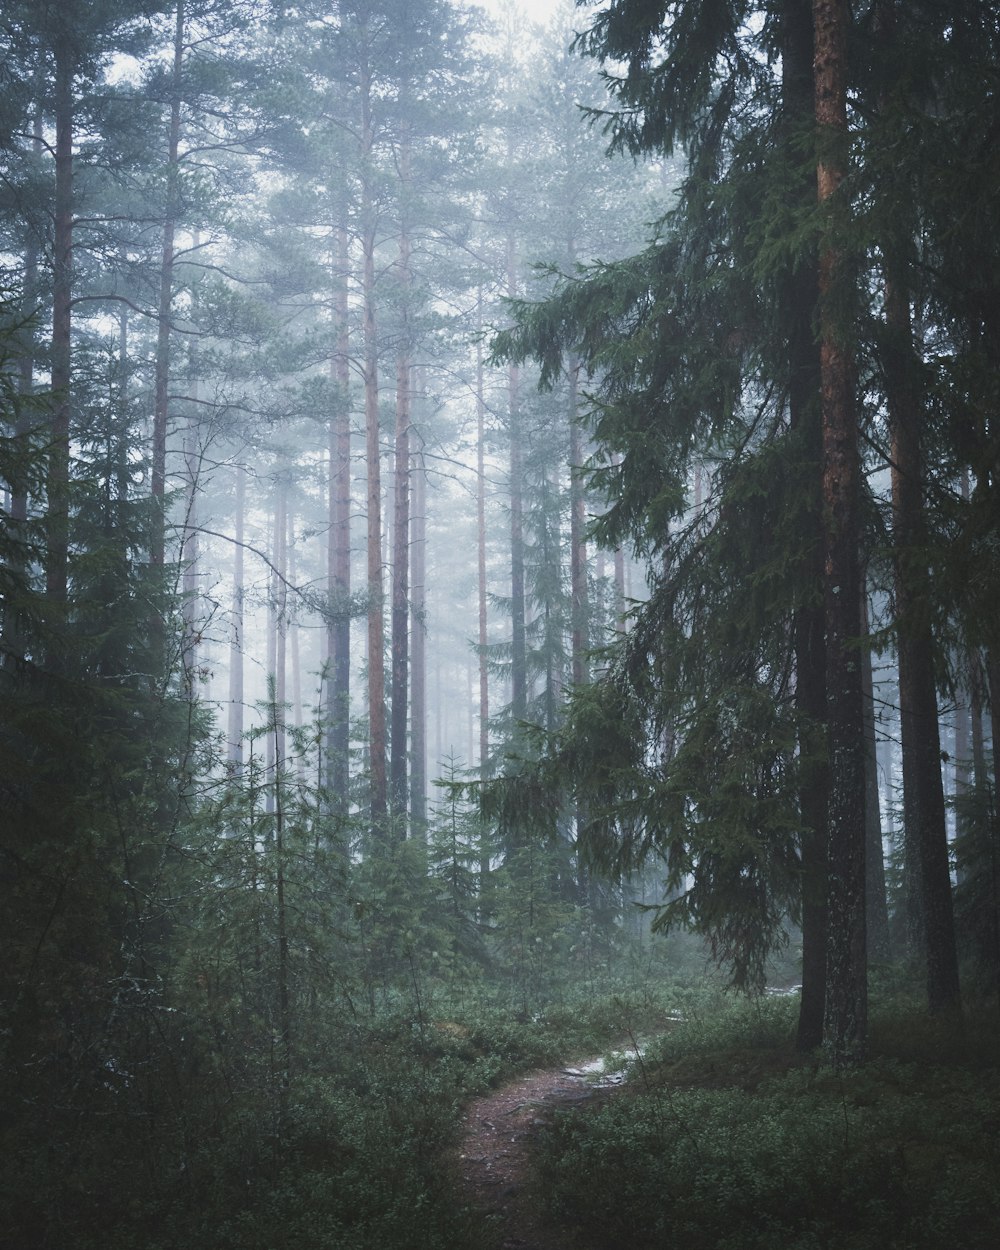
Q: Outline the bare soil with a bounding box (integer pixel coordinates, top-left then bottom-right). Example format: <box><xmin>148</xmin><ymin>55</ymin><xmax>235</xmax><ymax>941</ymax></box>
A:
<box><xmin>455</xmin><ymin>1061</ymin><xmax>613</xmax><ymax>1250</ymax></box>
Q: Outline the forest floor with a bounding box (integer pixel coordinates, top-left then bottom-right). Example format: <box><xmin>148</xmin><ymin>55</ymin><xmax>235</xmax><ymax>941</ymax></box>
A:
<box><xmin>455</xmin><ymin>1052</ymin><xmax>629</xmax><ymax>1250</ymax></box>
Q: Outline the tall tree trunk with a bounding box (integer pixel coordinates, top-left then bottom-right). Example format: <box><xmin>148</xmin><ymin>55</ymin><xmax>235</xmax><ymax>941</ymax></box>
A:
<box><xmin>12</xmin><ymin>103</ymin><xmax>42</xmax><ymax>529</ymax></box>
<box><xmin>885</xmin><ymin>267</ymin><xmax>961</xmax><ymax>1014</ymax></box>
<box><xmin>983</xmin><ymin>650</ymin><xmax>1000</xmax><ymax>999</ymax></box>
<box><xmin>151</xmin><ymin>0</ymin><xmax>185</xmax><ymax>572</ymax></box>
<box><xmin>568</xmin><ymin>358</ymin><xmax>588</xmax><ymax>689</ymax></box>
<box><xmin>327</xmin><ymin>221</ymin><xmax>352</xmax><ymax>816</ymax></box>
<box><xmin>568</xmin><ymin>359</ymin><xmax>592</xmax><ymax>901</ymax></box>
<box><xmin>783</xmin><ymin>0</ymin><xmax>829</xmax><ymax>1053</ymax></box>
<box><xmin>181</xmin><ymin>356</ymin><xmax>200</xmax><ymax>674</ymax></box>
<box><xmin>861</xmin><ymin>589</ymin><xmax>891</xmax><ymax>960</ymax></box>
<box><xmin>272</xmin><ymin>703</ymin><xmax>291</xmax><ymax>1129</ymax></box>
<box><xmin>274</xmin><ymin>487</ymin><xmax>288</xmax><ymax>774</ymax></box>
<box><xmin>47</xmin><ymin>34</ymin><xmax>74</xmax><ymax>609</ymax></box>
<box><xmin>476</xmin><ymin>292</ymin><xmax>490</xmax><ymax>778</ymax></box>
<box><xmin>390</xmin><ymin>167</ymin><xmax>413</xmax><ymax>836</ymax></box>
<box><xmin>476</xmin><ymin>296</ymin><xmax>492</xmax><ymax>895</ymax></box>
<box><xmin>953</xmin><ymin>685</ymin><xmax>970</xmax><ymax>886</ymax></box>
<box><xmin>288</xmin><ymin>528</ymin><xmax>303</xmax><ymax>745</ymax></box>
<box><xmin>410</xmin><ymin>438</ymin><xmax>427</xmax><ymax>838</ymax></box>
<box><xmin>389</xmin><ymin>355</ymin><xmax>410</xmax><ymax>836</ymax></box>
<box><xmin>614</xmin><ymin>544</ymin><xmax>626</xmax><ymax>631</ymax></box>
<box><xmin>228</xmin><ymin>462</ymin><xmax>246</xmax><ymax>768</ymax></box>
<box><xmin>508</xmin><ymin>237</ymin><xmax>527</xmax><ymax>724</ymax></box>
<box><xmin>360</xmin><ymin>58</ymin><xmax>387</xmax><ymax>836</ymax></box>
<box><xmin>814</xmin><ymin>0</ymin><xmax>868</xmax><ymax>1066</ymax></box>
<box><xmin>5</xmin><ymin>108</ymin><xmax>42</xmax><ymax>665</ymax></box>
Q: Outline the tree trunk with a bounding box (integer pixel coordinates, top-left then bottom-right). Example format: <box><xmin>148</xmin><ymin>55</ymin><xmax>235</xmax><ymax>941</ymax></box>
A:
<box><xmin>477</xmin><ymin>292</ymin><xmax>491</xmax><ymax>778</ymax></box>
<box><xmin>508</xmin><ymin>238</ymin><xmax>527</xmax><ymax>724</ymax></box>
<box><xmin>861</xmin><ymin>589</ymin><xmax>891</xmax><ymax>960</ymax></box>
<box><xmin>390</xmin><ymin>183</ymin><xmax>413</xmax><ymax>836</ymax></box>
<box><xmin>228</xmin><ymin>462</ymin><xmax>246</xmax><ymax>769</ymax></box>
<box><xmin>361</xmin><ymin>58</ymin><xmax>387</xmax><ymax>836</ymax></box>
<box><xmin>410</xmin><ymin>438</ymin><xmax>427</xmax><ymax>838</ymax></box>
<box><xmin>12</xmin><ymin>104</ymin><xmax>42</xmax><ymax>529</ymax></box>
<box><xmin>814</xmin><ymin>0</ymin><xmax>868</xmax><ymax>1066</ymax></box>
<box><xmin>782</xmin><ymin>0</ymin><xmax>829</xmax><ymax>1053</ymax></box>
<box><xmin>47</xmin><ymin>33</ymin><xmax>74</xmax><ymax>608</ymax></box>
<box><xmin>327</xmin><ymin>221</ymin><xmax>352</xmax><ymax>816</ymax></box>
<box><xmin>568</xmin><ymin>358</ymin><xmax>588</xmax><ymax>689</ymax></box>
<box><xmin>983</xmin><ymin>650</ymin><xmax>1000</xmax><ymax>999</ymax></box>
<box><xmin>181</xmin><ymin>353</ymin><xmax>200</xmax><ymax>675</ymax></box>
<box><xmin>272</xmin><ymin>705</ymin><xmax>291</xmax><ymax>1128</ymax></box>
<box><xmin>151</xmin><ymin>0</ymin><xmax>184</xmax><ymax>572</ymax></box>
<box><xmin>885</xmin><ymin>268</ymin><xmax>961</xmax><ymax>1015</ymax></box>
<box><xmin>476</xmin><ymin>297</ymin><xmax>492</xmax><ymax>895</ymax></box>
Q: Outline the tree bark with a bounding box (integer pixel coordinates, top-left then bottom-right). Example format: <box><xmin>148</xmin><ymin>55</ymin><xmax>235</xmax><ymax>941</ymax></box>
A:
<box><xmin>47</xmin><ymin>31</ymin><xmax>74</xmax><ymax>608</ymax></box>
<box><xmin>360</xmin><ymin>52</ymin><xmax>387</xmax><ymax>837</ymax></box>
<box><xmin>390</xmin><ymin>159</ymin><xmax>413</xmax><ymax>836</ymax></box>
<box><xmin>476</xmin><ymin>293</ymin><xmax>491</xmax><ymax>777</ymax></box>
<box><xmin>782</xmin><ymin>0</ymin><xmax>829</xmax><ymax>1053</ymax></box>
<box><xmin>228</xmin><ymin>462</ymin><xmax>246</xmax><ymax>769</ymax></box>
<box><xmin>327</xmin><ymin>221</ymin><xmax>352</xmax><ymax>816</ymax></box>
<box><xmin>861</xmin><ymin>589</ymin><xmax>892</xmax><ymax>960</ymax></box>
<box><xmin>568</xmin><ymin>358</ymin><xmax>589</xmax><ymax>690</ymax></box>
<box><xmin>12</xmin><ymin>103</ymin><xmax>42</xmax><ymax>531</ymax></box>
<box><xmin>884</xmin><ymin>266</ymin><xmax>961</xmax><ymax>1015</ymax></box>
<box><xmin>814</xmin><ymin>0</ymin><xmax>868</xmax><ymax>1065</ymax></box>
<box><xmin>410</xmin><ymin>437</ymin><xmax>427</xmax><ymax>838</ymax></box>
<box><xmin>508</xmin><ymin>237</ymin><xmax>527</xmax><ymax>724</ymax></box>
<box><xmin>151</xmin><ymin>0</ymin><xmax>185</xmax><ymax>572</ymax></box>
<box><xmin>181</xmin><ymin>335</ymin><xmax>200</xmax><ymax>674</ymax></box>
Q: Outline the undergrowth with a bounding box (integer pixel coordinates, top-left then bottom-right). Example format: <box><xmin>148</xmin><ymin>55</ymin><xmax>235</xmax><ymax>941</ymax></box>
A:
<box><xmin>3</xmin><ymin>977</ymin><xmax>689</xmax><ymax>1250</ymax></box>
<box><xmin>533</xmin><ymin>993</ymin><xmax>1000</xmax><ymax>1250</ymax></box>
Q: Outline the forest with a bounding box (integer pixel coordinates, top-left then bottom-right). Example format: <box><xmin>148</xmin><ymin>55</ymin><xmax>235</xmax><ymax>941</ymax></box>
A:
<box><xmin>1</xmin><ymin>0</ymin><xmax>998</xmax><ymax>1247</ymax></box>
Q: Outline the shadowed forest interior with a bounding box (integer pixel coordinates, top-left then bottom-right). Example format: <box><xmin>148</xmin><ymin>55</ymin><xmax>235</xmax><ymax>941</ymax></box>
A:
<box><xmin>2</xmin><ymin>1</ymin><xmax>999</xmax><ymax>1247</ymax></box>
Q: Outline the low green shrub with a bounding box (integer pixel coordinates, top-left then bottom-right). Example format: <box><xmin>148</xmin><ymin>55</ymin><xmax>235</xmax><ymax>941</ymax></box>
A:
<box><xmin>533</xmin><ymin>1000</ymin><xmax>1000</xmax><ymax>1250</ymax></box>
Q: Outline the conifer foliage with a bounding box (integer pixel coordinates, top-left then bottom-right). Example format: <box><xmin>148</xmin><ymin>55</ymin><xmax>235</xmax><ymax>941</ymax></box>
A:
<box><xmin>0</xmin><ymin>0</ymin><xmax>997</xmax><ymax>1243</ymax></box>
<box><xmin>493</xmin><ymin>0</ymin><xmax>999</xmax><ymax>1061</ymax></box>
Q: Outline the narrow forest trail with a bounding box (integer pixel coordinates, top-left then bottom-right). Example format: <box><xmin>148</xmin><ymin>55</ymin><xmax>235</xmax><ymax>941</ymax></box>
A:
<box><xmin>455</xmin><ymin>1054</ymin><xmax>627</xmax><ymax>1250</ymax></box>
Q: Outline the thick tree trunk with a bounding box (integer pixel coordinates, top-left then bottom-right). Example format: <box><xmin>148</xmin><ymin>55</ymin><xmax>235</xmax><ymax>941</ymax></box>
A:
<box><xmin>782</xmin><ymin>0</ymin><xmax>829</xmax><ymax>1053</ymax></box>
<box><xmin>814</xmin><ymin>0</ymin><xmax>868</xmax><ymax>1066</ymax></box>
<box><xmin>884</xmin><ymin>269</ymin><xmax>961</xmax><ymax>1014</ymax></box>
<box><xmin>984</xmin><ymin>648</ymin><xmax>1000</xmax><ymax>997</ymax></box>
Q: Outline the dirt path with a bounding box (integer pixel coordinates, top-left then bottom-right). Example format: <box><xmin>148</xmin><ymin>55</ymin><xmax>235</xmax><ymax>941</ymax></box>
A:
<box><xmin>456</xmin><ymin>1059</ymin><xmax>615</xmax><ymax>1250</ymax></box>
